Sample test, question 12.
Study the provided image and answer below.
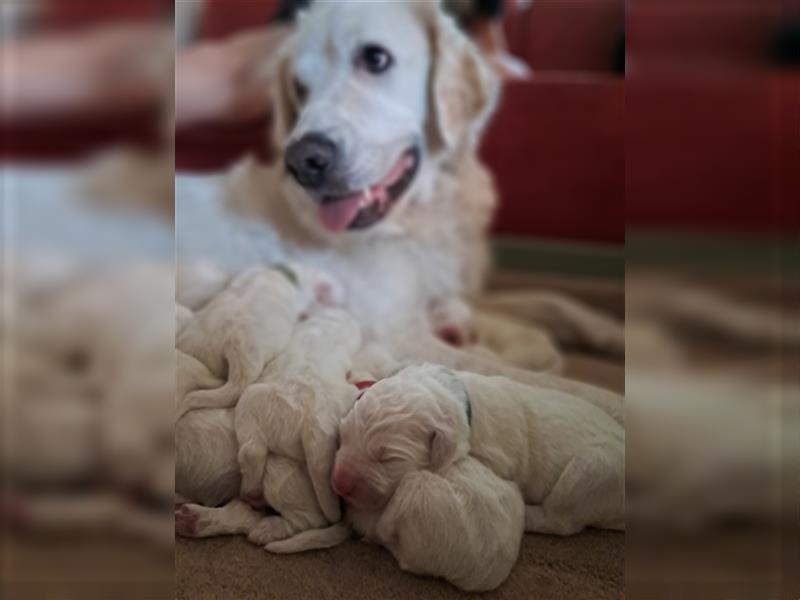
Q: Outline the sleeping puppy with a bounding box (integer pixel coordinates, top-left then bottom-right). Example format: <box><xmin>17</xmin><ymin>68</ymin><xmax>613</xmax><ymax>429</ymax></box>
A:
<box><xmin>175</xmin><ymin>264</ymin><xmax>342</xmax><ymax>418</ymax></box>
<box><xmin>175</xmin><ymin>329</ymin><xmax>379</xmax><ymax>518</ymax></box>
<box><xmin>233</xmin><ymin>307</ymin><xmax>362</xmax><ymax>543</ymax></box>
<box><xmin>333</xmin><ymin>363</ymin><xmax>625</xmax><ymax>535</ymax></box>
<box><xmin>176</xmin><ymin>454</ymin><xmax>524</xmax><ymax>593</ymax></box>
<box><xmin>175</xmin><ymin>350</ymin><xmax>241</xmax><ymax>508</ymax></box>
<box><xmin>346</xmin><ymin>456</ymin><xmax>525</xmax><ymax>592</ymax></box>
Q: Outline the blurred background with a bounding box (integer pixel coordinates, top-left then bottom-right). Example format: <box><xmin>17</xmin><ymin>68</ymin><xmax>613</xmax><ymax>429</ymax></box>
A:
<box><xmin>626</xmin><ymin>1</ymin><xmax>799</xmax><ymax>599</ymax></box>
<box><xmin>2</xmin><ymin>2</ymin><xmax>174</xmax><ymax>600</ymax></box>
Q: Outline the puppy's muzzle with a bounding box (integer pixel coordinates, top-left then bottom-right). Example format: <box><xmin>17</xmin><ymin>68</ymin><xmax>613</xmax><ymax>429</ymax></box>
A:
<box><xmin>331</xmin><ymin>463</ymin><xmax>357</xmax><ymax>499</ymax></box>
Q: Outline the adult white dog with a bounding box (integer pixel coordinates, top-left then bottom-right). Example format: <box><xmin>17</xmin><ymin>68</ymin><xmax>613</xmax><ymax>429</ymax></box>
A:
<box><xmin>333</xmin><ymin>363</ymin><xmax>625</xmax><ymax>535</ymax></box>
<box><xmin>224</xmin><ymin>0</ymin><xmax>624</xmax><ymax>418</ymax></box>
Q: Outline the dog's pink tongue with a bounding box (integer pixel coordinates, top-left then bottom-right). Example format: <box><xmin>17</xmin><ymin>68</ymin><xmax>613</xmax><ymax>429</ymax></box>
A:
<box><xmin>319</xmin><ymin>194</ymin><xmax>363</xmax><ymax>232</ymax></box>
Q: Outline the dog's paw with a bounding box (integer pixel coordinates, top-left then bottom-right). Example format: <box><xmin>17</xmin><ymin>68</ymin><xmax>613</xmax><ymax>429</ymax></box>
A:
<box><xmin>174</xmin><ymin>504</ymin><xmax>199</xmax><ymax>537</ymax></box>
<box><xmin>247</xmin><ymin>516</ymin><xmax>294</xmax><ymax>546</ymax></box>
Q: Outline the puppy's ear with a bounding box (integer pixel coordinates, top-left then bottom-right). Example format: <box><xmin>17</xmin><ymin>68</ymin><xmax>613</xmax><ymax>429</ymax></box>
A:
<box><xmin>423</xmin><ymin>7</ymin><xmax>500</xmax><ymax>153</ymax></box>
<box><xmin>429</xmin><ymin>427</ymin><xmax>458</xmax><ymax>471</ymax></box>
<box><xmin>270</xmin><ymin>44</ymin><xmax>301</xmax><ymax>152</ymax></box>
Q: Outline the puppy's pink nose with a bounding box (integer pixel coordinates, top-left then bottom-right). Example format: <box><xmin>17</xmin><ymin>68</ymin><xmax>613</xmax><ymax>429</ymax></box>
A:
<box><xmin>331</xmin><ymin>464</ymin><xmax>357</xmax><ymax>498</ymax></box>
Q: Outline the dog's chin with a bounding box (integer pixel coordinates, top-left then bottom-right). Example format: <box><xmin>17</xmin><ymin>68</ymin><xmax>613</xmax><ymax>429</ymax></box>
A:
<box><xmin>297</xmin><ymin>147</ymin><xmax>421</xmax><ymax>236</ymax></box>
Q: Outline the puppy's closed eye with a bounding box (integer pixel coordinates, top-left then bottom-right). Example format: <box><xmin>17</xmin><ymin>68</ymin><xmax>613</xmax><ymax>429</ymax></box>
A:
<box><xmin>375</xmin><ymin>446</ymin><xmax>403</xmax><ymax>464</ymax></box>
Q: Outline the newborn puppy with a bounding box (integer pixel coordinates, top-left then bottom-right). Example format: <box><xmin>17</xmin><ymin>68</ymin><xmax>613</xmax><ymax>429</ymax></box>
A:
<box><xmin>192</xmin><ymin>455</ymin><xmax>524</xmax><ymax>592</ymax></box>
<box><xmin>333</xmin><ymin>363</ymin><xmax>624</xmax><ymax>535</ymax></box>
<box><xmin>175</xmin><ymin>349</ymin><xmax>240</xmax><ymax>506</ymax></box>
<box><xmin>353</xmin><ymin>457</ymin><xmax>525</xmax><ymax>592</ymax></box>
<box><xmin>175</xmin><ymin>453</ymin><xmax>524</xmax><ymax>592</ymax></box>
<box><xmin>176</xmin><ymin>264</ymin><xmax>340</xmax><ymax>419</ymax></box>
<box><xmin>175</xmin><ymin>408</ymin><xmax>241</xmax><ymax>508</ymax></box>
<box><xmin>174</xmin><ymin>332</ymin><xmax>381</xmax><ymax>536</ymax></box>
<box><xmin>234</xmin><ymin>307</ymin><xmax>362</xmax><ymax>544</ymax></box>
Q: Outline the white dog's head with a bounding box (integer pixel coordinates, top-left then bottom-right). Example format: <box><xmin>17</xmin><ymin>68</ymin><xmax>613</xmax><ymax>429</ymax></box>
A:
<box><xmin>271</xmin><ymin>1</ymin><xmax>498</xmax><ymax>238</ymax></box>
<box><xmin>332</xmin><ymin>364</ymin><xmax>471</xmax><ymax>509</ymax></box>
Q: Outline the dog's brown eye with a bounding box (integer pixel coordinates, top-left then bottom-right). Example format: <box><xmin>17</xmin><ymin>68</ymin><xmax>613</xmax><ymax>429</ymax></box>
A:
<box><xmin>358</xmin><ymin>44</ymin><xmax>393</xmax><ymax>75</ymax></box>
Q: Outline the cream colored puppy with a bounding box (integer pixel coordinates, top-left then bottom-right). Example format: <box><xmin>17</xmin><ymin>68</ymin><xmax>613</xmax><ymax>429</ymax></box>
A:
<box><xmin>176</xmin><ymin>264</ymin><xmax>341</xmax><ymax>418</ymax></box>
<box><xmin>333</xmin><ymin>363</ymin><xmax>625</xmax><ymax>535</ymax></box>
<box><xmin>174</xmin><ymin>333</ymin><xmax>384</xmax><ymax>523</ymax></box>
<box><xmin>276</xmin><ymin>456</ymin><xmax>524</xmax><ymax>592</ymax></box>
<box><xmin>234</xmin><ymin>308</ymin><xmax>361</xmax><ymax>543</ymax></box>
<box><xmin>175</xmin><ymin>455</ymin><xmax>524</xmax><ymax>593</ymax></box>
<box><xmin>174</xmin><ymin>350</ymin><xmax>241</xmax><ymax>507</ymax></box>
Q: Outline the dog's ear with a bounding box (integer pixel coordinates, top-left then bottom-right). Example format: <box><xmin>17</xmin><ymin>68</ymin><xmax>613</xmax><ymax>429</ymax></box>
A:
<box><xmin>270</xmin><ymin>44</ymin><xmax>301</xmax><ymax>152</ymax></box>
<box><xmin>423</xmin><ymin>7</ymin><xmax>500</xmax><ymax>153</ymax></box>
<box><xmin>426</xmin><ymin>366</ymin><xmax>469</xmax><ymax>470</ymax></box>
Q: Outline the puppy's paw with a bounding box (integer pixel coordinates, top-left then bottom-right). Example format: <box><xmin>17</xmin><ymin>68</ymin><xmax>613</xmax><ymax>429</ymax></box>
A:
<box><xmin>502</xmin><ymin>342</ymin><xmax>563</xmax><ymax>373</ymax></box>
<box><xmin>582</xmin><ymin>316</ymin><xmax>625</xmax><ymax>357</ymax></box>
<box><xmin>247</xmin><ymin>516</ymin><xmax>295</xmax><ymax>546</ymax></box>
<box><xmin>241</xmin><ymin>491</ymin><xmax>266</xmax><ymax>509</ymax></box>
<box><xmin>174</xmin><ymin>505</ymin><xmax>199</xmax><ymax>537</ymax></box>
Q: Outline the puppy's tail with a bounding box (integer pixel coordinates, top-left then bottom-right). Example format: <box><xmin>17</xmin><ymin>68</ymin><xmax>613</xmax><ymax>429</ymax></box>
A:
<box><xmin>264</xmin><ymin>524</ymin><xmax>352</xmax><ymax>554</ymax></box>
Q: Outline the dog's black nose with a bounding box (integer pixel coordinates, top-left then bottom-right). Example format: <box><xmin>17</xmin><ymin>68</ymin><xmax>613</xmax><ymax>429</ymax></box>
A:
<box><xmin>284</xmin><ymin>133</ymin><xmax>337</xmax><ymax>189</ymax></box>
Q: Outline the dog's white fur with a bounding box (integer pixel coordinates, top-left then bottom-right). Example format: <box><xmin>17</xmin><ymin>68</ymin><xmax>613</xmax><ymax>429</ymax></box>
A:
<box><xmin>224</xmin><ymin>0</ymin><xmax>624</xmax><ymax>422</ymax></box>
<box><xmin>226</xmin><ymin>0</ymin><xmax>496</xmax><ymax>341</ymax></box>
<box><xmin>334</xmin><ymin>363</ymin><xmax>624</xmax><ymax>535</ymax></box>
<box><xmin>233</xmin><ymin>307</ymin><xmax>361</xmax><ymax>543</ymax></box>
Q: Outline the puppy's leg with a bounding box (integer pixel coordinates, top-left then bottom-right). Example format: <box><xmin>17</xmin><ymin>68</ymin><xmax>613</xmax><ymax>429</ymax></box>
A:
<box><xmin>264</xmin><ymin>524</ymin><xmax>352</xmax><ymax>553</ymax></box>
<box><xmin>175</xmin><ymin>499</ymin><xmax>262</xmax><ymax>538</ymax></box>
<box><xmin>175</xmin><ymin>351</ymin><xmax>223</xmax><ymax>421</ymax></box>
<box><xmin>181</xmin><ymin>344</ymin><xmax>255</xmax><ymax>414</ymax></box>
<box><xmin>477</xmin><ymin>291</ymin><xmax>625</xmax><ymax>356</ymax></box>
<box><xmin>350</xmin><ymin>342</ymin><xmax>399</xmax><ymax>382</ymax></box>
<box><xmin>234</xmin><ymin>385</ymin><xmax>272</xmax><ymax>504</ymax></box>
<box><xmin>248</xmin><ymin>456</ymin><xmax>329</xmax><ymax>546</ymax></box>
<box><xmin>302</xmin><ymin>412</ymin><xmax>341</xmax><ymax>524</ymax></box>
<box><xmin>429</xmin><ymin>297</ymin><xmax>563</xmax><ymax>372</ymax></box>
<box><xmin>524</xmin><ymin>444</ymin><xmax>625</xmax><ymax>535</ymax></box>
<box><xmin>471</xmin><ymin>310</ymin><xmax>563</xmax><ymax>372</ymax></box>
